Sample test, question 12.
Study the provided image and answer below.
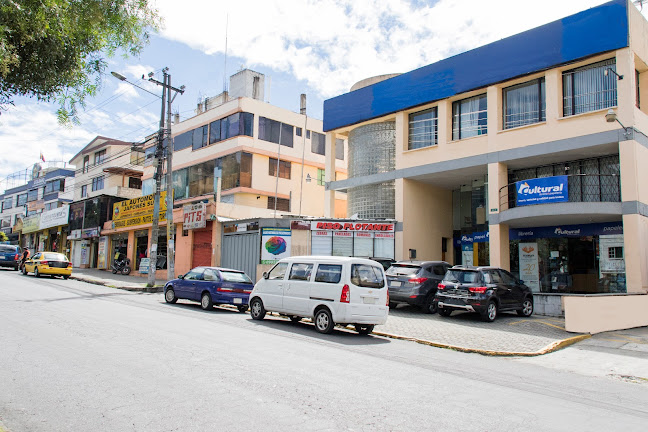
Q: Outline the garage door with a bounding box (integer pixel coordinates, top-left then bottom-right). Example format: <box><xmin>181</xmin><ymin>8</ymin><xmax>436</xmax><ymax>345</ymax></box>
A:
<box><xmin>221</xmin><ymin>232</ymin><xmax>260</xmax><ymax>282</ymax></box>
<box><xmin>192</xmin><ymin>228</ymin><xmax>213</xmax><ymax>268</ymax></box>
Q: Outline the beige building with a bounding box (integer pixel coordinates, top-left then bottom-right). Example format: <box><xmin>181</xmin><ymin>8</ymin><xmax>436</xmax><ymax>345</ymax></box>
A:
<box><xmin>323</xmin><ymin>0</ymin><xmax>648</xmax><ymax>332</ymax></box>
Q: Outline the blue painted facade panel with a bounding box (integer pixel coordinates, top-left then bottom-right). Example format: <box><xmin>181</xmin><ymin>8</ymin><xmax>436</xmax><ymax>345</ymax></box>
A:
<box><xmin>324</xmin><ymin>0</ymin><xmax>628</xmax><ymax>131</ymax></box>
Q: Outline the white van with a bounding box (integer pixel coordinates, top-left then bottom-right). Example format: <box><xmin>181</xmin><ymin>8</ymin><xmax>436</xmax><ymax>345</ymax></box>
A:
<box><xmin>249</xmin><ymin>256</ymin><xmax>389</xmax><ymax>335</ymax></box>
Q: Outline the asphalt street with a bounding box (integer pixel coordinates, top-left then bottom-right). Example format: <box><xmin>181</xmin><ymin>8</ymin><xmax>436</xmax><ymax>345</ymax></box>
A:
<box><xmin>1</xmin><ymin>269</ymin><xmax>647</xmax><ymax>431</ymax></box>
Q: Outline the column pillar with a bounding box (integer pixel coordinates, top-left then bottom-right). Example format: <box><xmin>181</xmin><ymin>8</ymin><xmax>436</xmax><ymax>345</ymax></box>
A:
<box><xmin>488</xmin><ymin>162</ymin><xmax>510</xmax><ymax>269</ymax></box>
<box><xmin>323</xmin><ymin>131</ymin><xmax>337</xmax><ymax>217</ymax></box>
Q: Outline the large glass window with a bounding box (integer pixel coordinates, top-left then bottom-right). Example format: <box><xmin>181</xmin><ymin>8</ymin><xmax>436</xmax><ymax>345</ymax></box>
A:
<box><xmin>452</xmin><ymin>94</ymin><xmax>487</xmax><ymax>140</ymax></box>
<box><xmin>311</xmin><ymin>132</ymin><xmax>325</xmax><ymax>155</ymax></box>
<box><xmin>45</xmin><ymin>179</ymin><xmax>64</xmax><ymax>194</ymax></box>
<box><xmin>191</xmin><ymin>125</ymin><xmax>209</xmax><ymax>150</ymax></box>
<box><xmin>174</xmin><ymin>130</ymin><xmax>193</xmax><ymax>151</ymax></box>
<box><xmin>221</xmin><ymin>152</ymin><xmax>252</xmax><ymax>190</ymax></box>
<box><xmin>259</xmin><ymin>117</ymin><xmax>294</xmax><ymax>147</ymax></box>
<box><xmin>504</xmin><ymin>78</ymin><xmax>545</xmax><ymax>129</ymax></box>
<box><xmin>408</xmin><ymin>108</ymin><xmax>437</xmax><ymax>149</ymax></box>
<box><xmin>563</xmin><ymin>59</ymin><xmax>617</xmax><ymax>117</ymax></box>
<box><xmin>269</xmin><ymin>158</ymin><xmax>291</xmax><ymax>179</ymax></box>
<box><xmin>188</xmin><ymin>160</ymin><xmax>216</xmax><ymax>197</ymax></box>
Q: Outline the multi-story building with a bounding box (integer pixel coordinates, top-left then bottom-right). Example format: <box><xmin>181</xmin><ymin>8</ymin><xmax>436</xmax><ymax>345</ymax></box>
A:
<box><xmin>101</xmin><ymin>69</ymin><xmax>348</xmax><ymax>278</ymax></box>
<box><xmin>0</xmin><ymin>165</ymin><xmax>74</xmax><ymax>251</ymax></box>
<box><xmin>322</xmin><ymin>0</ymin><xmax>648</xmax><ymax>331</ymax></box>
<box><xmin>67</xmin><ymin>136</ymin><xmax>144</xmax><ymax>267</ymax></box>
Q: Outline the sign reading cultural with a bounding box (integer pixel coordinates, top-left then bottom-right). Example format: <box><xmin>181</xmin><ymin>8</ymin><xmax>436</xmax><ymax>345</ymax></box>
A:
<box><xmin>516</xmin><ymin>176</ymin><xmax>568</xmax><ymax>206</ymax></box>
<box><xmin>112</xmin><ymin>192</ymin><xmax>167</xmax><ymax>229</ymax></box>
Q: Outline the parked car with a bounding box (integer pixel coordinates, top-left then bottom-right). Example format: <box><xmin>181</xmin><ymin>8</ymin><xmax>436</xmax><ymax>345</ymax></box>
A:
<box><xmin>0</xmin><ymin>244</ymin><xmax>22</xmax><ymax>271</ymax></box>
<box><xmin>164</xmin><ymin>266</ymin><xmax>254</xmax><ymax>312</ymax></box>
<box><xmin>249</xmin><ymin>256</ymin><xmax>389</xmax><ymax>335</ymax></box>
<box><xmin>386</xmin><ymin>261</ymin><xmax>451</xmax><ymax>313</ymax></box>
<box><xmin>22</xmin><ymin>251</ymin><xmax>72</xmax><ymax>279</ymax></box>
<box><xmin>435</xmin><ymin>265</ymin><xmax>534</xmax><ymax>322</ymax></box>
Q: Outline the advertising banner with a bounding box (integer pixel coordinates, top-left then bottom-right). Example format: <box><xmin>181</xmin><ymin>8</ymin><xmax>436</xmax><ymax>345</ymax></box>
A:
<box><xmin>261</xmin><ymin>228</ymin><xmax>291</xmax><ymax>264</ymax></box>
<box><xmin>97</xmin><ymin>236</ymin><xmax>108</xmax><ymax>269</ymax></box>
<box><xmin>183</xmin><ymin>203</ymin><xmax>207</xmax><ymax>230</ymax></box>
<box><xmin>516</xmin><ymin>176</ymin><xmax>568</xmax><ymax>206</ymax></box>
<box><xmin>112</xmin><ymin>192</ymin><xmax>167</xmax><ymax>229</ymax></box>
<box><xmin>22</xmin><ymin>214</ymin><xmax>41</xmax><ymax>234</ymax></box>
<box><xmin>510</xmin><ymin>221</ymin><xmax>623</xmax><ymax>240</ymax></box>
<box><xmin>310</xmin><ymin>221</ymin><xmax>394</xmax><ymax>232</ymax></box>
<box><xmin>518</xmin><ymin>242</ymin><xmax>540</xmax><ymax>292</ymax></box>
<box><xmin>139</xmin><ymin>258</ymin><xmax>150</xmax><ymax>274</ymax></box>
<box><xmin>39</xmin><ymin>206</ymin><xmax>70</xmax><ymax>230</ymax></box>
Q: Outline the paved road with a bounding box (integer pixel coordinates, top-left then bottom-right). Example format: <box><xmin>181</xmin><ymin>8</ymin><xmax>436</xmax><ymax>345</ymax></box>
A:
<box><xmin>1</xmin><ymin>269</ymin><xmax>647</xmax><ymax>431</ymax></box>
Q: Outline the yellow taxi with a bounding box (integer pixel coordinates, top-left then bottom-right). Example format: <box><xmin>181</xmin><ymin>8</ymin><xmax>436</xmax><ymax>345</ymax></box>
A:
<box><xmin>22</xmin><ymin>251</ymin><xmax>73</xmax><ymax>279</ymax></box>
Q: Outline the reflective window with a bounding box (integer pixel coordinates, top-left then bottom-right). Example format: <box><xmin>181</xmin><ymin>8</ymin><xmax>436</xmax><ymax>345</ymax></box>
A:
<box><xmin>408</xmin><ymin>108</ymin><xmax>438</xmax><ymax>149</ymax></box>
<box><xmin>268</xmin><ymin>262</ymin><xmax>288</xmax><ymax>279</ymax></box>
<box><xmin>311</xmin><ymin>132</ymin><xmax>325</xmax><ymax>155</ymax></box>
<box><xmin>503</xmin><ymin>78</ymin><xmax>546</xmax><ymax>129</ymax></box>
<box><xmin>269</xmin><ymin>158</ymin><xmax>291</xmax><ymax>179</ymax></box>
<box><xmin>259</xmin><ymin>117</ymin><xmax>294</xmax><ymax>147</ymax></box>
<box><xmin>27</xmin><ymin>189</ymin><xmax>38</xmax><ymax>202</ymax></box>
<box><xmin>563</xmin><ymin>59</ymin><xmax>617</xmax><ymax>117</ymax></box>
<box><xmin>314</xmin><ymin>264</ymin><xmax>342</xmax><ymax>283</ymax></box>
<box><xmin>452</xmin><ymin>94</ymin><xmax>487</xmax><ymax>140</ymax></box>
<box><xmin>351</xmin><ymin>264</ymin><xmax>385</xmax><ymax>288</ymax></box>
<box><xmin>288</xmin><ymin>263</ymin><xmax>314</xmax><ymax>281</ymax></box>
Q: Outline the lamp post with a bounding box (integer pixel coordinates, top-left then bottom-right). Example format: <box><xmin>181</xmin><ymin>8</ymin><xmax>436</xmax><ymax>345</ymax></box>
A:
<box><xmin>111</xmin><ymin>68</ymin><xmax>184</xmax><ymax>285</ymax></box>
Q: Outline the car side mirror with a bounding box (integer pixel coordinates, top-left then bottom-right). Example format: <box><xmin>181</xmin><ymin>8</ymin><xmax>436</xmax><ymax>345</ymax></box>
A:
<box><xmin>178</xmin><ymin>274</ymin><xmax>185</xmax><ymax>279</ymax></box>
<box><xmin>263</xmin><ymin>271</ymin><xmax>269</xmax><ymax>279</ymax></box>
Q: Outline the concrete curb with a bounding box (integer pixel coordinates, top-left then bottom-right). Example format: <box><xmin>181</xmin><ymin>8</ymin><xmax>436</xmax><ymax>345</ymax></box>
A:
<box><xmin>372</xmin><ymin>331</ymin><xmax>591</xmax><ymax>357</ymax></box>
<box><xmin>69</xmin><ymin>275</ymin><xmax>163</xmax><ymax>293</ymax></box>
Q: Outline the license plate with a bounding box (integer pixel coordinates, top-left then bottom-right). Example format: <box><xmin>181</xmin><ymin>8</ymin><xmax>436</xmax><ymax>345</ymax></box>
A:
<box><xmin>391</xmin><ymin>281</ymin><xmax>401</xmax><ymax>287</ymax></box>
<box><xmin>233</xmin><ymin>298</ymin><xmax>242</xmax><ymax>304</ymax></box>
<box><xmin>362</xmin><ymin>297</ymin><xmax>376</xmax><ymax>304</ymax></box>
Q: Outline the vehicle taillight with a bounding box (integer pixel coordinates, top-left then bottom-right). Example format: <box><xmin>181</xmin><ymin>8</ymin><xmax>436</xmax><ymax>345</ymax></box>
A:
<box><xmin>14</xmin><ymin>254</ymin><xmax>20</xmax><ymax>261</ymax></box>
<box><xmin>67</xmin><ymin>262</ymin><xmax>73</xmax><ymax>268</ymax></box>
<box><xmin>340</xmin><ymin>284</ymin><xmax>350</xmax><ymax>303</ymax></box>
<box><xmin>437</xmin><ymin>283</ymin><xmax>446</xmax><ymax>290</ymax></box>
<box><xmin>386</xmin><ymin>289</ymin><xmax>390</xmax><ymax>307</ymax></box>
<box><xmin>217</xmin><ymin>288</ymin><xmax>233</xmax><ymax>292</ymax></box>
<box><xmin>468</xmin><ymin>286</ymin><xmax>488</xmax><ymax>293</ymax></box>
<box><xmin>408</xmin><ymin>277</ymin><xmax>428</xmax><ymax>284</ymax></box>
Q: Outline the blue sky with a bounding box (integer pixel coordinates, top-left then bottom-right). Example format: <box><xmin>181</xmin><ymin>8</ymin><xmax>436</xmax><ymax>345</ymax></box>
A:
<box><xmin>0</xmin><ymin>0</ymin><xmax>639</xmax><ymax>187</ymax></box>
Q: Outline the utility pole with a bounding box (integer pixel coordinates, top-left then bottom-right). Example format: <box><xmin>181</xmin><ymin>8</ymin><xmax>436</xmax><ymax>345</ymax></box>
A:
<box><xmin>147</xmin><ymin>69</ymin><xmax>185</xmax><ymax>283</ymax></box>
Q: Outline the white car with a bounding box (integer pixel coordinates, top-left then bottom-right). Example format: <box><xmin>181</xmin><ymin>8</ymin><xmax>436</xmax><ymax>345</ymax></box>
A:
<box><xmin>249</xmin><ymin>256</ymin><xmax>389</xmax><ymax>335</ymax></box>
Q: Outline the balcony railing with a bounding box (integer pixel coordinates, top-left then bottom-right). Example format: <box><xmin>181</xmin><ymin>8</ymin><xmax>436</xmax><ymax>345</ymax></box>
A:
<box><xmin>499</xmin><ymin>174</ymin><xmax>621</xmax><ymax>211</ymax></box>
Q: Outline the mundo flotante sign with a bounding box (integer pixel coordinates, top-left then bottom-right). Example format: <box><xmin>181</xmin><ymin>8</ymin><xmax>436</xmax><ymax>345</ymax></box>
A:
<box><xmin>516</xmin><ymin>176</ymin><xmax>568</xmax><ymax>206</ymax></box>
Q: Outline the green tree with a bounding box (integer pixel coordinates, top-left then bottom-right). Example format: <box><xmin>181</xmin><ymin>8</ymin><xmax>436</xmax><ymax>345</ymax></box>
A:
<box><xmin>0</xmin><ymin>232</ymin><xmax>8</xmax><ymax>242</ymax></box>
<box><xmin>0</xmin><ymin>0</ymin><xmax>161</xmax><ymax>123</ymax></box>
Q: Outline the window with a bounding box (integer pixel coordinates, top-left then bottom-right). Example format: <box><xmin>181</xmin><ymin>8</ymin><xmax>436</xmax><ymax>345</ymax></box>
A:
<box><xmin>563</xmin><ymin>59</ymin><xmax>617</xmax><ymax>117</ymax></box>
<box><xmin>504</xmin><ymin>78</ymin><xmax>545</xmax><ymax>129</ymax></box>
<box><xmin>44</xmin><ymin>202</ymin><xmax>59</xmax><ymax>211</ymax></box>
<box><xmin>45</xmin><ymin>179</ymin><xmax>64</xmax><ymax>194</ymax></box>
<box><xmin>188</xmin><ymin>160</ymin><xmax>216</xmax><ymax>197</ymax></box>
<box><xmin>128</xmin><ymin>177</ymin><xmax>142</xmax><ymax>189</ymax></box>
<box><xmin>191</xmin><ymin>125</ymin><xmax>209</xmax><ymax>150</ymax></box>
<box><xmin>27</xmin><ymin>189</ymin><xmax>38</xmax><ymax>202</ymax></box>
<box><xmin>311</xmin><ymin>132</ymin><xmax>325</xmax><ymax>155</ymax></box>
<box><xmin>408</xmin><ymin>108</ymin><xmax>438</xmax><ymax>149</ymax></box>
<box><xmin>269</xmin><ymin>158</ymin><xmax>291</xmax><ymax>179</ymax></box>
<box><xmin>94</xmin><ymin>149</ymin><xmax>106</xmax><ymax>165</ymax></box>
<box><xmin>17</xmin><ymin>194</ymin><xmax>27</xmax><ymax>207</ymax></box>
<box><xmin>289</xmin><ymin>263</ymin><xmax>313</xmax><ymax>281</ymax></box>
<box><xmin>267</xmin><ymin>196</ymin><xmax>290</xmax><ymax>212</ymax></box>
<box><xmin>220</xmin><ymin>270</ymin><xmax>253</xmax><ymax>284</ymax></box>
<box><xmin>91</xmin><ymin>175</ymin><xmax>104</xmax><ymax>191</ymax></box>
<box><xmin>317</xmin><ymin>168</ymin><xmax>325</xmax><ymax>186</ymax></box>
<box><xmin>259</xmin><ymin>117</ymin><xmax>294</xmax><ymax>147</ymax></box>
<box><xmin>452</xmin><ymin>94</ymin><xmax>487</xmax><ymax>140</ymax></box>
<box><xmin>306</xmin><ymin>130</ymin><xmax>311</xmax><ymax>139</ymax></box>
<box><xmin>350</xmin><ymin>264</ymin><xmax>385</xmax><ymax>288</ymax></box>
<box><xmin>498</xmin><ymin>270</ymin><xmax>518</xmax><ymax>285</ymax></box>
<box><xmin>608</xmin><ymin>246</ymin><xmax>623</xmax><ymax>259</ymax></box>
<box><xmin>636</xmin><ymin>70</ymin><xmax>641</xmax><ymax>109</ymax></box>
<box><xmin>184</xmin><ymin>268</ymin><xmax>204</xmax><ymax>280</ymax></box>
<box><xmin>174</xmin><ymin>130</ymin><xmax>193</xmax><ymax>151</ymax></box>
<box><xmin>83</xmin><ymin>156</ymin><xmax>90</xmax><ymax>173</ymax></box>
<box><xmin>314</xmin><ymin>264</ymin><xmax>342</xmax><ymax>283</ymax></box>
<box><xmin>335</xmin><ymin>138</ymin><xmax>345</xmax><ymax>160</ymax></box>
<box><xmin>221</xmin><ymin>152</ymin><xmax>252</xmax><ymax>191</ymax></box>
<box><xmin>268</xmin><ymin>262</ymin><xmax>288</xmax><ymax>279</ymax></box>
<box><xmin>3</xmin><ymin>197</ymin><xmax>12</xmax><ymax>210</ymax></box>
<box><xmin>296</xmin><ymin>127</ymin><xmax>302</xmax><ymax>137</ymax></box>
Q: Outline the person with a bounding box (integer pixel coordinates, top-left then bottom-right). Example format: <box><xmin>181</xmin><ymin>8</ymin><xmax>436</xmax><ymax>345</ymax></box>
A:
<box><xmin>20</xmin><ymin>248</ymin><xmax>30</xmax><ymax>270</ymax></box>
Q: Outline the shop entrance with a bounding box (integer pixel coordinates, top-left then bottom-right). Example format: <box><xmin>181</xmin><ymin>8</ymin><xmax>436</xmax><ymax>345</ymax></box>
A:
<box><xmin>111</xmin><ymin>233</ymin><xmax>129</xmax><ymax>267</ymax></box>
<box><xmin>135</xmin><ymin>230</ymin><xmax>148</xmax><ymax>271</ymax></box>
<box><xmin>192</xmin><ymin>227</ymin><xmax>213</xmax><ymax>268</ymax></box>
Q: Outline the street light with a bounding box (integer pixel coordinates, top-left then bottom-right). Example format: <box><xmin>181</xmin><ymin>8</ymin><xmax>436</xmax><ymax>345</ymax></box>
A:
<box><xmin>605</xmin><ymin>108</ymin><xmax>632</xmax><ymax>139</ymax></box>
<box><xmin>110</xmin><ymin>71</ymin><xmax>161</xmax><ymax>97</ymax></box>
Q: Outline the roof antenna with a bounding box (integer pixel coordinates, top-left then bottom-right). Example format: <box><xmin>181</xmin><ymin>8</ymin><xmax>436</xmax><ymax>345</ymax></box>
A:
<box><xmin>223</xmin><ymin>14</ymin><xmax>229</xmax><ymax>93</ymax></box>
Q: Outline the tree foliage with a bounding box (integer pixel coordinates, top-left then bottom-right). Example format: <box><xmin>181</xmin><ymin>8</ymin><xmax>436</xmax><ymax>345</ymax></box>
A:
<box><xmin>0</xmin><ymin>0</ymin><xmax>160</xmax><ymax>123</ymax></box>
<box><xmin>0</xmin><ymin>231</ymin><xmax>8</xmax><ymax>242</ymax></box>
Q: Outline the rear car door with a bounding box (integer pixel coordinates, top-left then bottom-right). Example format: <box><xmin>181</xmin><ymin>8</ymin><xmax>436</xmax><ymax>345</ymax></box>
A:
<box><xmin>499</xmin><ymin>269</ymin><xmax>525</xmax><ymax>307</ymax></box>
<box><xmin>284</xmin><ymin>263</ymin><xmax>314</xmax><ymax>314</ymax></box>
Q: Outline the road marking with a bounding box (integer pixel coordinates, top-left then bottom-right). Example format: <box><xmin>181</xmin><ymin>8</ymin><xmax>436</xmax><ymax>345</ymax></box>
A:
<box><xmin>612</xmin><ymin>334</ymin><xmax>646</xmax><ymax>344</ymax></box>
<box><xmin>508</xmin><ymin>320</ymin><xmax>565</xmax><ymax>331</ymax></box>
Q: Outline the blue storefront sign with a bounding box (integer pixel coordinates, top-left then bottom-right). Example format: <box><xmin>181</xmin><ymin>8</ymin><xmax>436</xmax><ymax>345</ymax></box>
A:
<box><xmin>516</xmin><ymin>176</ymin><xmax>568</xmax><ymax>206</ymax></box>
<box><xmin>510</xmin><ymin>222</ymin><xmax>623</xmax><ymax>240</ymax></box>
<box><xmin>460</xmin><ymin>231</ymin><xmax>490</xmax><ymax>246</ymax></box>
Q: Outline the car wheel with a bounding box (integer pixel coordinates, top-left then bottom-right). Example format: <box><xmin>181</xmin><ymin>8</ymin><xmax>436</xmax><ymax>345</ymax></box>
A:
<box><xmin>438</xmin><ymin>307</ymin><xmax>453</xmax><ymax>317</ymax></box>
<box><xmin>481</xmin><ymin>300</ymin><xmax>497</xmax><ymax>322</ymax></box>
<box><xmin>421</xmin><ymin>294</ymin><xmax>437</xmax><ymax>314</ymax></box>
<box><xmin>63</xmin><ymin>275</ymin><xmax>70</xmax><ymax>280</ymax></box>
<box><xmin>200</xmin><ymin>292</ymin><xmax>213</xmax><ymax>310</ymax></box>
<box><xmin>389</xmin><ymin>301</ymin><xmax>398</xmax><ymax>309</ymax></box>
<box><xmin>164</xmin><ymin>287</ymin><xmax>177</xmax><ymax>304</ymax></box>
<box><xmin>250</xmin><ymin>298</ymin><xmax>266</xmax><ymax>320</ymax></box>
<box><xmin>314</xmin><ymin>308</ymin><xmax>335</xmax><ymax>334</ymax></box>
<box><xmin>34</xmin><ymin>267</ymin><xmax>41</xmax><ymax>278</ymax></box>
<box><xmin>517</xmin><ymin>298</ymin><xmax>534</xmax><ymax>317</ymax></box>
<box><xmin>21</xmin><ymin>266</ymin><xmax>27</xmax><ymax>275</ymax></box>
<box><xmin>237</xmin><ymin>305</ymin><xmax>248</xmax><ymax>313</ymax></box>
<box><xmin>355</xmin><ymin>324</ymin><xmax>375</xmax><ymax>335</ymax></box>
<box><xmin>289</xmin><ymin>316</ymin><xmax>301</xmax><ymax>323</ymax></box>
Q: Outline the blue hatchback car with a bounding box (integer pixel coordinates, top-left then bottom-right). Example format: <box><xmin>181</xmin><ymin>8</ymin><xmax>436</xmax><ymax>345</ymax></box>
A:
<box><xmin>0</xmin><ymin>244</ymin><xmax>22</xmax><ymax>271</ymax></box>
<box><xmin>164</xmin><ymin>266</ymin><xmax>254</xmax><ymax>312</ymax></box>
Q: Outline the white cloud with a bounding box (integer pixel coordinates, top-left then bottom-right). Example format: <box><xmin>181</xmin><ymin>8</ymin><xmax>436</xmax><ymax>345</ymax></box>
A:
<box><xmin>154</xmin><ymin>0</ymin><xmax>633</xmax><ymax>98</ymax></box>
<box><xmin>114</xmin><ymin>82</ymin><xmax>141</xmax><ymax>100</ymax></box>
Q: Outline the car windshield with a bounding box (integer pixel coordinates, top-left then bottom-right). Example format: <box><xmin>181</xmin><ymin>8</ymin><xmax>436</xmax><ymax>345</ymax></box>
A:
<box><xmin>385</xmin><ymin>264</ymin><xmax>420</xmax><ymax>277</ymax></box>
<box><xmin>444</xmin><ymin>270</ymin><xmax>482</xmax><ymax>284</ymax></box>
<box><xmin>220</xmin><ymin>270</ymin><xmax>252</xmax><ymax>284</ymax></box>
<box><xmin>0</xmin><ymin>245</ymin><xmax>17</xmax><ymax>253</ymax></box>
<box><xmin>43</xmin><ymin>253</ymin><xmax>66</xmax><ymax>261</ymax></box>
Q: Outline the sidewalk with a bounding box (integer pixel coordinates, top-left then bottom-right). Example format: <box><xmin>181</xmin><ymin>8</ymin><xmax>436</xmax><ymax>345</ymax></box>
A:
<box><xmin>66</xmin><ymin>272</ymin><xmax>648</xmax><ymax>357</ymax></box>
<box><xmin>70</xmin><ymin>268</ymin><xmax>167</xmax><ymax>292</ymax></box>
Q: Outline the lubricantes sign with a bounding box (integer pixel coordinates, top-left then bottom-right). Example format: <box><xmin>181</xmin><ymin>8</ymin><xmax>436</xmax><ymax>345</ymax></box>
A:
<box><xmin>310</xmin><ymin>221</ymin><xmax>394</xmax><ymax>232</ymax></box>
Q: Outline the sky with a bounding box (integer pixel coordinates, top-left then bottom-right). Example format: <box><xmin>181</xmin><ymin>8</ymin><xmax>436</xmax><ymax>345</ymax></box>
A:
<box><xmin>0</xmin><ymin>0</ymin><xmax>644</xmax><ymax>190</ymax></box>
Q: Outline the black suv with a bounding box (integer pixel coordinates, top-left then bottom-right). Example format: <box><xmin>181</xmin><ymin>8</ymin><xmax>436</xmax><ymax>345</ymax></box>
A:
<box><xmin>386</xmin><ymin>261</ymin><xmax>451</xmax><ymax>313</ymax></box>
<box><xmin>435</xmin><ymin>266</ymin><xmax>534</xmax><ymax>322</ymax></box>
